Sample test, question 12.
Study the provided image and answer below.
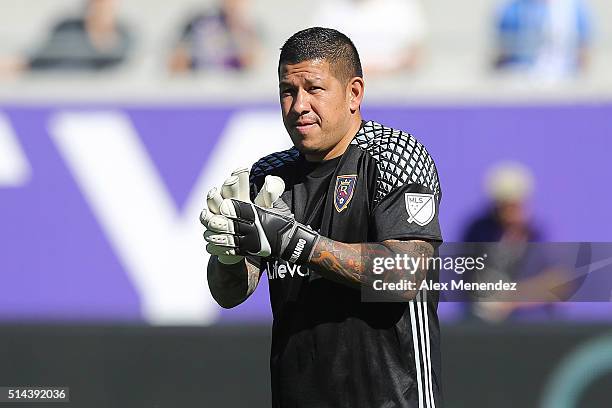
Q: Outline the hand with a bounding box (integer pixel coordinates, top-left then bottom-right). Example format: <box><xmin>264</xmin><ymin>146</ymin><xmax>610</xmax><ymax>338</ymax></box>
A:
<box><xmin>200</xmin><ymin>168</ymin><xmax>286</xmax><ymax>264</ymax></box>
<box><xmin>200</xmin><ymin>167</ymin><xmax>249</xmax><ymax>264</ymax></box>
<box><xmin>204</xmin><ymin>197</ymin><xmax>320</xmax><ymax>265</ymax></box>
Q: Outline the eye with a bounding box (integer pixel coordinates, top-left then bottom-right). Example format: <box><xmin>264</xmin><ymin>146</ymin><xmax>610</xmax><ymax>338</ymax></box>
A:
<box><xmin>280</xmin><ymin>88</ymin><xmax>295</xmax><ymax>97</ymax></box>
<box><xmin>309</xmin><ymin>86</ymin><xmax>323</xmax><ymax>93</ymax></box>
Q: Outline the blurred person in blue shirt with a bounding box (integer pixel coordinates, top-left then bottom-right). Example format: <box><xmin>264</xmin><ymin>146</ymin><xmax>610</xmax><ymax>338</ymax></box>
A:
<box><xmin>168</xmin><ymin>0</ymin><xmax>261</xmax><ymax>73</ymax></box>
<box><xmin>493</xmin><ymin>0</ymin><xmax>592</xmax><ymax>82</ymax></box>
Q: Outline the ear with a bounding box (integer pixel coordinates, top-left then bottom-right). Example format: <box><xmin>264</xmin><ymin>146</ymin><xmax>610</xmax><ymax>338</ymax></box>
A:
<box><xmin>347</xmin><ymin>77</ymin><xmax>364</xmax><ymax>113</ymax></box>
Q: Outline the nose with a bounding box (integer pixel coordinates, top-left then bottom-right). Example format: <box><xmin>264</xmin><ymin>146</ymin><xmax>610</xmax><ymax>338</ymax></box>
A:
<box><xmin>291</xmin><ymin>88</ymin><xmax>310</xmax><ymax>116</ymax></box>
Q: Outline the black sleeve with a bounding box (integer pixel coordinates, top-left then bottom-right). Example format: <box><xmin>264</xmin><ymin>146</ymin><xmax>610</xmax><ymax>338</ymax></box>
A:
<box><xmin>372</xmin><ymin>183</ymin><xmax>442</xmax><ymax>242</ymax></box>
<box><xmin>248</xmin><ymin>148</ymin><xmax>301</xmax><ymax>202</ymax></box>
<box><xmin>370</xmin><ymin>139</ymin><xmax>442</xmax><ymax>243</ymax></box>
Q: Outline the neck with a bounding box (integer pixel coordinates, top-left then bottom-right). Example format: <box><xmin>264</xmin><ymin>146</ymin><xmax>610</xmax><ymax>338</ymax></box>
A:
<box><xmin>304</xmin><ymin>115</ymin><xmax>362</xmax><ymax>162</ymax></box>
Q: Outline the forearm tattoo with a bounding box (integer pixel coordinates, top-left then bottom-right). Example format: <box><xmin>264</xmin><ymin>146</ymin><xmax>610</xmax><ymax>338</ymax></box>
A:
<box><xmin>309</xmin><ymin>237</ymin><xmax>434</xmax><ymax>299</ymax></box>
<box><xmin>245</xmin><ymin>259</ymin><xmax>262</xmax><ymax>296</ymax></box>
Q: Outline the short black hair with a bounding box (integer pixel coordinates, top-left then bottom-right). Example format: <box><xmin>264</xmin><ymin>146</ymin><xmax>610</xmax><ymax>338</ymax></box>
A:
<box><xmin>279</xmin><ymin>27</ymin><xmax>363</xmax><ymax>83</ymax></box>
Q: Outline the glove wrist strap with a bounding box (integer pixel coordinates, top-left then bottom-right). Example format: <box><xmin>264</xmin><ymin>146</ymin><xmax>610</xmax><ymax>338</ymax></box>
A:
<box><xmin>280</xmin><ymin>224</ymin><xmax>319</xmax><ymax>265</ymax></box>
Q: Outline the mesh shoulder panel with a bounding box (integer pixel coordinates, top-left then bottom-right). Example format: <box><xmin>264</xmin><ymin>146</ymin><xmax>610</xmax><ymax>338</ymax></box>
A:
<box><xmin>250</xmin><ymin>147</ymin><xmax>301</xmax><ymax>180</ymax></box>
<box><xmin>351</xmin><ymin>120</ymin><xmax>440</xmax><ymax>206</ymax></box>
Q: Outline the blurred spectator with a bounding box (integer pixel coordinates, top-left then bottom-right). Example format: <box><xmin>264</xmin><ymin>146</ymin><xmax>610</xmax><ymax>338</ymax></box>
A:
<box><xmin>0</xmin><ymin>0</ymin><xmax>132</xmax><ymax>75</ymax></box>
<box><xmin>463</xmin><ymin>161</ymin><xmax>540</xmax><ymax>243</ymax></box>
<box><xmin>311</xmin><ymin>0</ymin><xmax>427</xmax><ymax>76</ymax></box>
<box><xmin>461</xmin><ymin>162</ymin><xmax>572</xmax><ymax>322</ymax></box>
<box><xmin>493</xmin><ymin>0</ymin><xmax>592</xmax><ymax>82</ymax></box>
<box><xmin>168</xmin><ymin>0</ymin><xmax>261</xmax><ymax>73</ymax></box>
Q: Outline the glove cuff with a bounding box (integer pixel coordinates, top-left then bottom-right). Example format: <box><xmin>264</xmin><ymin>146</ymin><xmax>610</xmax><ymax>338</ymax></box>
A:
<box><xmin>280</xmin><ymin>224</ymin><xmax>320</xmax><ymax>265</ymax></box>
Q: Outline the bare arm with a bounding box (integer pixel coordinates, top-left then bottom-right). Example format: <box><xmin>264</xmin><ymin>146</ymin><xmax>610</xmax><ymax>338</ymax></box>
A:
<box><xmin>308</xmin><ymin>237</ymin><xmax>435</xmax><ymax>300</ymax></box>
<box><xmin>207</xmin><ymin>257</ymin><xmax>262</xmax><ymax>309</ymax></box>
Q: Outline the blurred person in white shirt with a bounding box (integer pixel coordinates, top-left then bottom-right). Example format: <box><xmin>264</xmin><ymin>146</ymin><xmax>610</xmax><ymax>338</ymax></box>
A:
<box><xmin>311</xmin><ymin>0</ymin><xmax>427</xmax><ymax>76</ymax></box>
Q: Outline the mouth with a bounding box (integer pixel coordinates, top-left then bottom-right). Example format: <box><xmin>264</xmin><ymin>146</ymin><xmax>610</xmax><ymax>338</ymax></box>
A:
<box><xmin>293</xmin><ymin>121</ymin><xmax>318</xmax><ymax>134</ymax></box>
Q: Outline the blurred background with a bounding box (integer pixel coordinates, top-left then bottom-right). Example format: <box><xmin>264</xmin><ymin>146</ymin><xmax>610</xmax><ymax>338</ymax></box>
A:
<box><xmin>1</xmin><ymin>0</ymin><xmax>611</xmax><ymax>407</ymax></box>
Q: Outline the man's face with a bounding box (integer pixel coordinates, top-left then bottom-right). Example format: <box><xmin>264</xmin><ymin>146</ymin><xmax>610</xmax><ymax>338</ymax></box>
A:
<box><xmin>279</xmin><ymin>59</ymin><xmax>353</xmax><ymax>158</ymax></box>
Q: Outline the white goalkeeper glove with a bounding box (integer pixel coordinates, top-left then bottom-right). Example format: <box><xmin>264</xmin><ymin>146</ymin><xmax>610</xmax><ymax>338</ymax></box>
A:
<box><xmin>207</xmin><ymin>198</ymin><xmax>320</xmax><ymax>264</ymax></box>
<box><xmin>203</xmin><ymin>174</ymin><xmax>320</xmax><ymax>265</ymax></box>
<box><xmin>200</xmin><ymin>167</ymin><xmax>286</xmax><ymax>264</ymax></box>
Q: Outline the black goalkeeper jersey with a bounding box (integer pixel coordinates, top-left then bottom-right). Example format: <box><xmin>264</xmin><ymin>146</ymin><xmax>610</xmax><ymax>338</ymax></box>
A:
<box><xmin>249</xmin><ymin>120</ymin><xmax>443</xmax><ymax>408</ymax></box>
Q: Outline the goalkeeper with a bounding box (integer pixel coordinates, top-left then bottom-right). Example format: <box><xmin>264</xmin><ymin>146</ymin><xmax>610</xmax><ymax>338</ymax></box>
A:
<box><xmin>202</xmin><ymin>27</ymin><xmax>444</xmax><ymax>408</ymax></box>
